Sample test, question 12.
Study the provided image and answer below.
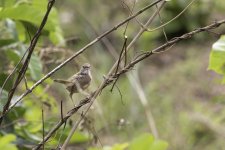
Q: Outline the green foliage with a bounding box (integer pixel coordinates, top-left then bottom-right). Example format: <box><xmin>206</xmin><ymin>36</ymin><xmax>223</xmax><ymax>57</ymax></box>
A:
<box><xmin>0</xmin><ymin>0</ymin><xmax>224</xmax><ymax>149</ymax></box>
<box><xmin>0</xmin><ymin>134</ymin><xmax>18</xmax><ymax>150</ymax></box>
<box><xmin>92</xmin><ymin>143</ymin><xmax>129</xmax><ymax>150</ymax></box>
<box><xmin>28</xmin><ymin>54</ymin><xmax>43</xmax><ymax>81</ymax></box>
<box><xmin>0</xmin><ymin>0</ymin><xmax>64</xmax><ymax>44</ymax></box>
<box><xmin>128</xmin><ymin>133</ymin><xmax>168</xmax><ymax>150</ymax></box>
<box><xmin>208</xmin><ymin>35</ymin><xmax>225</xmax><ymax>82</ymax></box>
<box><xmin>0</xmin><ymin>89</ymin><xmax>8</xmax><ymax>112</ymax></box>
<box><xmin>89</xmin><ymin>133</ymin><xmax>168</xmax><ymax>150</ymax></box>
<box><xmin>0</xmin><ymin>1</ymin><xmax>64</xmax><ymax>149</ymax></box>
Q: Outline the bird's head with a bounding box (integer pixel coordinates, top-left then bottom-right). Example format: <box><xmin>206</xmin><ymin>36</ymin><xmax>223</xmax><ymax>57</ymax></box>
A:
<box><xmin>80</xmin><ymin>63</ymin><xmax>91</xmax><ymax>75</ymax></box>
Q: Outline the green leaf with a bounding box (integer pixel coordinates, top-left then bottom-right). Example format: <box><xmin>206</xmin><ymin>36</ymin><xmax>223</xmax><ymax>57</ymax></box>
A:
<box><xmin>15</xmin><ymin>21</ymin><xmax>26</xmax><ymax>42</ymax></box>
<box><xmin>111</xmin><ymin>143</ymin><xmax>129</xmax><ymax>150</ymax></box>
<box><xmin>0</xmin><ymin>89</ymin><xmax>8</xmax><ymax>112</ymax></box>
<box><xmin>28</xmin><ymin>53</ymin><xmax>43</xmax><ymax>81</ymax></box>
<box><xmin>0</xmin><ymin>134</ymin><xmax>18</xmax><ymax>150</ymax></box>
<box><xmin>89</xmin><ymin>143</ymin><xmax>129</xmax><ymax>150</ymax></box>
<box><xmin>128</xmin><ymin>133</ymin><xmax>168</xmax><ymax>150</ymax></box>
<box><xmin>8</xmin><ymin>105</ymin><xmax>26</xmax><ymax>121</ymax></box>
<box><xmin>20</xmin><ymin>128</ymin><xmax>42</xmax><ymax>142</ymax></box>
<box><xmin>24</xmin><ymin>100</ymin><xmax>42</xmax><ymax>121</ymax></box>
<box><xmin>2</xmin><ymin>0</ymin><xmax>16</xmax><ymax>7</ymax></box>
<box><xmin>0</xmin><ymin>3</ymin><xmax>64</xmax><ymax>44</ymax></box>
<box><xmin>0</xmin><ymin>39</ymin><xmax>16</xmax><ymax>47</ymax></box>
<box><xmin>208</xmin><ymin>36</ymin><xmax>225</xmax><ymax>78</ymax></box>
<box><xmin>129</xmin><ymin>133</ymin><xmax>154</xmax><ymax>150</ymax></box>
<box><xmin>0</xmin><ymin>73</ymin><xmax>13</xmax><ymax>91</ymax></box>
<box><xmin>0</xmin><ymin>5</ymin><xmax>52</xmax><ymax>31</ymax></box>
<box><xmin>70</xmin><ymin>131</ymin><xmax>90</xmax><ymax>143</ymax></box>
<box><xmin>5</xmin><ymin>49</ymin><xmax>21</xmax><ymax>64</ymax></box>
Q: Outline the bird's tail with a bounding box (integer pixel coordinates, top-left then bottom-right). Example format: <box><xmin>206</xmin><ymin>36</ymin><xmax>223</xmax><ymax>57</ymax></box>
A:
<box><xmin>53</xmin><ymin>79</ymin><xmax>70</xmax><ymax>84</ymax></box>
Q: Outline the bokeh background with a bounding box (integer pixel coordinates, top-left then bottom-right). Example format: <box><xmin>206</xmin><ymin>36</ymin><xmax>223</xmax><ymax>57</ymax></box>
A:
<box><xmin>0</xmin><ymin>0</ymin><xmax>225</xmax><ymax>149</ymax></box>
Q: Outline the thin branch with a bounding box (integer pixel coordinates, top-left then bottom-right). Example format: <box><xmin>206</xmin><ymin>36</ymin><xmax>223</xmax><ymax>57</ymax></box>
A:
<box><xmin>121</xmin><ymin>0</ymin><xmax>147</xmax><ymax>31</ymax></box>
<box><xmin>121</xmin><ymin>0</ymin><xmax>136</xmax><ymax>35</ymax></box>
<box><xmin>114</xmin><ymin>37</ymin><xmax>128</xmax><ymax>75</ymax></box>
<box><xmin>115</xmin><ymin>84</ymin><xmax>124</xmax><ymax>105</ymax></box>
<box><xmin>156</xmin><ymin>4</ymin><xmax>168</xmax><ymax>42</ymax></box>
<box><xmin>23</xmin><ymin>76</ymin><xmax>29</xmax><ymax>90</ymax></box>
<box><xmin>111</xmin><ymin>36</ymin><xmax>127</xmax><ymax>91</ymax></box>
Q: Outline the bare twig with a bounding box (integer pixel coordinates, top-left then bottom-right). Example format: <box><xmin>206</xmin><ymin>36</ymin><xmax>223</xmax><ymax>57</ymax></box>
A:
<box><xmin>111</xmin><ymin>36</ymin><xmax>128</xmax><ymax>91</ymax></box>
<box><xmin>121</xmin><ymin>0</ymin><xmax>136</xmax><ymax>35</ymax></box>
<box><xmin>156</xmin><ymin>4</ymin><xmax>168</xmax><ymax>42</ymax></box>
<box><xmin>23</xmin><ymin>76</ymin><xmax>29</xmax><ymax>90</ymax></box>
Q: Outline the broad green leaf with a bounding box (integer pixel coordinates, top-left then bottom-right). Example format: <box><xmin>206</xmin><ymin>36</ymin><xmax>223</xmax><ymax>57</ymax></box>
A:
<box><xmin>0</xmin><ymin>4</ymin><xmax>53</xmax><ymax>31</ymax></box>
<box><xmin>3</xmin><ymin>0</ymin><xmax>16</xmax><ymax>7</ymax></box>
<box><xmin>70</xmin><ymin>131</ymin><xmax>90</xmax><ymax>143</ymax></box>
<box><xmin>20</xmin><ymin>128</ymin><xmax>42</xmax><ymax>142</ymax></box>
<box><xmin>208</xmin><ymin>36</ymin><xmax>225</xmax><ymax>81</ymax></box>
<box><xmin>49</xmin><ymin>28</ymin><xmax>65</xmax><ymax>45</ymax></box>
<box><xmin>0</xmin><ymin>89</ymin><xmax>8</xmax><ymax>112</ymax></box>
<box><xmin>0</xmin><ymin>134</ymin><xmax>18</xmax><ymax>150</ymax></box>
<box><xmin>129</xmin><ymin>133</ymin><xmax>154</xmax><ymax>150</ymax></box>
<box><xmin>128</xmin><ymin>133</ymin><xmax>168</xmax><ymax>150</ymax></box>
<box><xmin>24</xmin><ymin>100</ymin><xmax>42</xmax><ymax>121</ymax></box>
<box><xmin>28</xmin><ymin>53</ymin><xmax>43</xmax><ymax>81</ymax></box>
<box><xmin>7</xmin><ymin>105</ymin><xmax>26</xmax><ymax>121</ymax></box>
<box><xmin>0</xmin><ymin>73</ymin><xmax>13</xmax><ymax>91</ymax></box>
<box><xmin>0</xmin><ymin>39</ymin><xmax>16</xmax><ymax>47</ymax></box>
<box><xmin>111</xmin><ymin>143</ymin><xmax>129</xmax><ymax>150</ymax></box>
<box><xmin>5</xmin><ymin>49</ymin><xmax>21</xmax><ymax>64</ymax></box>
<box><xmin>149</xmin><ymin>140</ymin><xmax>168</xmax><ymax>150</ymax></box>
<box><xmin>89</xmin><ymin>143</ymin><xmax>129</xmax><ymax>150</ymax></box>
<box><xmin>15</xmin><ymin>21</ymin><xmax>26</xmax><ymax>42</ymax></box>
<box><xmin>32</xmin><ymin>0</ymin><xmax>48</xmax><ymax>8</ymax></box>
<box><xmin>0</xmin><ymin>3</ymin><xmax>64</xmax><ymax>44</ymax></box>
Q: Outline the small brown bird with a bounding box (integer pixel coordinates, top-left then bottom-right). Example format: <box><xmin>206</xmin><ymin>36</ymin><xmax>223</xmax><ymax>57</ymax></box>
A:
<box><xmin>54</xmin><ymin>63</ymin><xmax>92</xmax><ymax>100</ymax></box>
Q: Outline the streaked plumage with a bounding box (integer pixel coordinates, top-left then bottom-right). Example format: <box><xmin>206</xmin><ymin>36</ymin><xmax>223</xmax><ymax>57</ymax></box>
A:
<box><xmin>54</xmin><ymin>63</ymin><xmax>92</xmax><ymax>99</ymax></box>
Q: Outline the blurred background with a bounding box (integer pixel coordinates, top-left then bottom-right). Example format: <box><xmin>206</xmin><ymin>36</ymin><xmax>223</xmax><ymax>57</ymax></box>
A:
<box><xmin>0</xmin><ymin>0</ymin><xmax>225</xmax><ymax>149</ymax></box>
